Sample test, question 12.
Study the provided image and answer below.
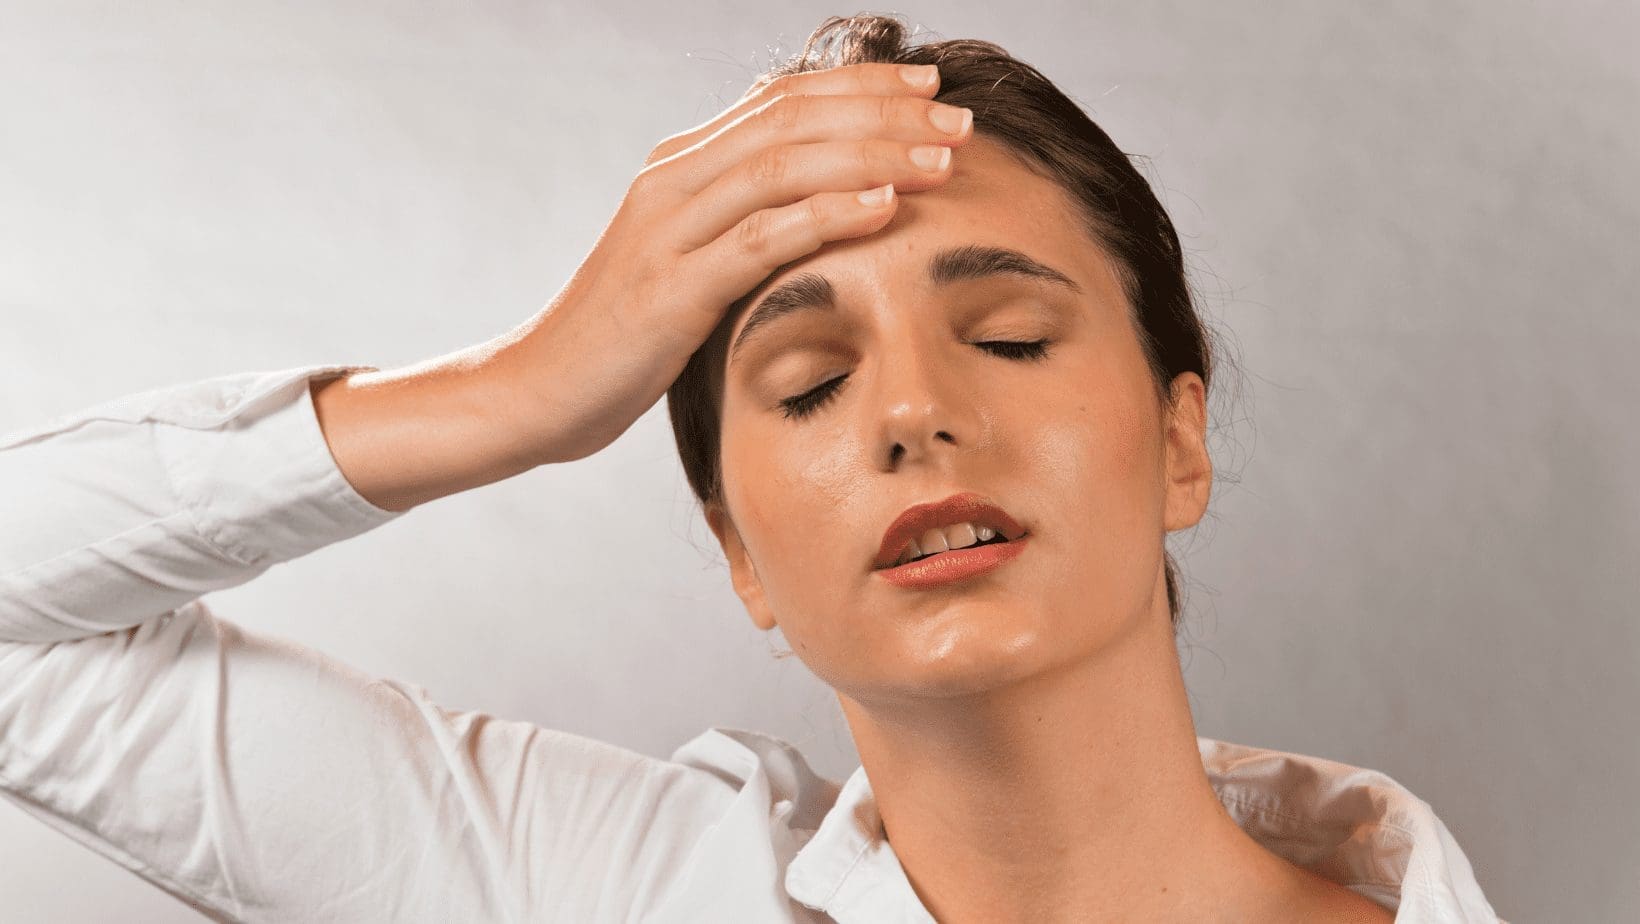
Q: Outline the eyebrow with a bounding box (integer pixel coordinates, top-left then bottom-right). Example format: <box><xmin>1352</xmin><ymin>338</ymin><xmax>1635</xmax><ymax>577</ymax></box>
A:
<box><xmin>728</xmin><ymin>244</ymin><xmax>1082</xmax><ymax>363</ymax></box>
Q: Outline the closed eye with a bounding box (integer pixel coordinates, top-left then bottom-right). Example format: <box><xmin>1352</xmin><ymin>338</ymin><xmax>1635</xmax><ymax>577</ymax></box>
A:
<box><xmin>777</xmin><ymin>339</ymin><xmax>1054</xmax><ymax>421</ymax></box>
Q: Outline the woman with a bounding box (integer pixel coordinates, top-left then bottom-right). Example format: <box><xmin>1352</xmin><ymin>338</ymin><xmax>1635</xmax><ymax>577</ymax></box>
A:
<box><xmin>0</xmin><ymin>13</ymin><xmax>1499</xmax><ymax>923</ymax></box>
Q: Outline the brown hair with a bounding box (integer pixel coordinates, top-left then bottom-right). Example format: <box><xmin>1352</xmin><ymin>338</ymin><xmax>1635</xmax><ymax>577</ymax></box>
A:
<box><xmin>666</xmin><ymin>13</ymin><xmax>1222</xmax><ymax>630</ymax></box>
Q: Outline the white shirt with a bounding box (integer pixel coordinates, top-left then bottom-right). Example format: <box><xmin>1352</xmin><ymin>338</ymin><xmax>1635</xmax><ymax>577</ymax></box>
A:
<box><xmin>0</xmin><ymin>363</ymin><xmax>1504</xmax><ymax>923</ymax></box>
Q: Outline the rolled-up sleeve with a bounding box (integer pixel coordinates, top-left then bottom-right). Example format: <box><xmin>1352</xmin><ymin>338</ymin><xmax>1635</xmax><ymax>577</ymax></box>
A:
<box><xmin>0</xmin><ymin>365</ymin><xmax>739</xmax><ymax>922</ymax></box>
<box><xmin>0</xmin><ymin>364</ymin><xmax>403</xmax><ymax>642</ymax></box>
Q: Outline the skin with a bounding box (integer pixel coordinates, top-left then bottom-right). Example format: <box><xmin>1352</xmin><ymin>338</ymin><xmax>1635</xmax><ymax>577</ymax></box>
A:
<box><xmin>309</xmin><ymin>60</ymin><xmax>1392</xmax><ymax>920</ymax></box>
<box><xmin>703</xmin><ymin>136</ymin><xmax>1394</xmax><ymax>923</ymax></box>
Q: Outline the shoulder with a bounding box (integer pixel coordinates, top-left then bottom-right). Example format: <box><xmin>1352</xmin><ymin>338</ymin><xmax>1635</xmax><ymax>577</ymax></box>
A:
<box><xmin>1286</xmin><ymin>869</ymin><xmax>1397</xmax><ymax>923</ymax></box>
<box><xmin>1196</xmin><ymin>735</ymin><xmax>1497</xmax><ymax>920</ymax></box>
<box><xmin>1272</xmin><ymin>866</ymin><xmax>1390</xmax><ymax>919</ymax></box>
<box><xmin>668</xmin><ymin>726</ymin><xmax>843</xmax><ymax>825</ymax></box>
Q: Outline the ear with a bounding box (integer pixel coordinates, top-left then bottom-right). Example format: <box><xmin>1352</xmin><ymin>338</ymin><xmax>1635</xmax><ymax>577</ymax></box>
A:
<box><xmin>704</xmin><ymin>503</ymin><xmax>779</xmax><ymax>632</ymax></box>
<box><xmin>1162</xmin><ymin>372</ymin><xmax>1212</xmax><ymax>532</ymax></box>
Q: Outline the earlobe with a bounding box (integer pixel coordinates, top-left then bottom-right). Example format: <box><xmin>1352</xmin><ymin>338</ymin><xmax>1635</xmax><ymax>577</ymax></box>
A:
<box><xmin>704</xmin><ymin>504</ymin><xmax>779</xmax><ymax>632</ymax></box>
<box><xmin>1162</xmin><ymin>373</ymin><xmax>1212</xmax><ymax>532</ymax></box>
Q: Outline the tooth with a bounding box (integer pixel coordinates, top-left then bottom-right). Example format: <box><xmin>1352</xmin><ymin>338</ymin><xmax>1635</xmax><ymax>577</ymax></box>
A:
<box><xmin>894</xmin><ymin>521</ymin><xmax>1005</xmax><ymax>566</ymax></box>
<box><xmin>945</xmin><ymin>522</ymin><xmax>979</xmax><ymax>551</ymax></box>
<box><xmin>917</xmin><ymin>528</ymin><xmax>950</xmax><ymax>556</ymax></box>
<box><xmin>897</xmin><ymin>538</ymin><xmax>922</xmax><ymax>566</ymax></box>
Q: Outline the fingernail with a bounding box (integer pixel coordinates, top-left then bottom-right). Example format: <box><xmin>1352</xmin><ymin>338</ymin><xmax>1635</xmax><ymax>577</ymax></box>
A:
<box><xmin>858</xmin><ymin>183</ymin><xmax>895</xmax><ymax>207</ymax></box>
<box><xmin>900</xmin><ymin>64</ymin><xmax>938</xmax><ymax>88</ymax></box>
<box><xmin>910</xmin><ymin>145</ymin><xmax>950</xmax><ymax>172</ymax></box>
<box><xmin>929</xmin><ymin>105</ymin><xmax>971</xmax><ymax>135</ymax></box>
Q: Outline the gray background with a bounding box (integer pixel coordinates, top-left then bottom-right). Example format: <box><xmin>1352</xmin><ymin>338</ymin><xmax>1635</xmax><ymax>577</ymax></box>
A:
<box><xmin>2</xmin><ymin>2</ymin><xmax>1634</xmax><ymax>921</ymax></box>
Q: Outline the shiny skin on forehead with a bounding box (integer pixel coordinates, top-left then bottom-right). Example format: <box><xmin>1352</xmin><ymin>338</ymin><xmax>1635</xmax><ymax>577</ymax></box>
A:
<box><xmin>725</xmin><ymin>135</ymin><xmax>1115</xmax><ymax>354</ymax></box>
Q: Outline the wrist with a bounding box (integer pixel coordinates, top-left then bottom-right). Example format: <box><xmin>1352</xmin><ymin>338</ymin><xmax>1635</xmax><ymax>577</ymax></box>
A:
<box><xmin>309</xmin><ymin>344</ymin><xmax>553</xmax><ymax>512</ymax></box>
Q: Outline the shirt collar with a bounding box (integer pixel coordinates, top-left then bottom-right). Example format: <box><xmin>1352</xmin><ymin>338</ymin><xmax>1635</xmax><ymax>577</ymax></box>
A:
<box><xmin>784</xmin><ymin>761</ymin><xmax>934</xmax><ymax>922</ymax></box>
<box><xmin>784</xmin><ymin>736</ymin><xmax>1499</xmax><ymax>923</ymax></box>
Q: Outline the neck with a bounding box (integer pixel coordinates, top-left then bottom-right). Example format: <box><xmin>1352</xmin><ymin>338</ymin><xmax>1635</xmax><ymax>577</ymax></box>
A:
<box><xmin>837</xmin><ymin>578</ymin><xmax>1289</xmax><ymax>922</ymax></box>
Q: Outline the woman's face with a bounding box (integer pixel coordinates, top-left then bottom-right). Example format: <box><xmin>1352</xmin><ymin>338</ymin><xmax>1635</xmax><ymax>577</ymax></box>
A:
<box><xmin>706</xmin><ymin>135</ymin><xmax>1211</xmax><ymax>705</ymax></box>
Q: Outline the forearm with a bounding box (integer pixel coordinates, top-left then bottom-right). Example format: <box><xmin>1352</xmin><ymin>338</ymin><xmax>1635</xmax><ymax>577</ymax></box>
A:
<box><xmin>310</xmin><ymin>328</ymin><xmax>557</xmax><ymax>513</ymax></box>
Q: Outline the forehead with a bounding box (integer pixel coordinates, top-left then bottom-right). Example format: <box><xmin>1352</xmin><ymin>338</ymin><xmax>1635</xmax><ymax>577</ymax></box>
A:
<box><xmin>903</xmin><ymin>132</ymin><xmax>1076</xmax><ymax>221</ymax></box>
<box><xmin>726</xmin><ymin>134</ymin><xmax>1108</xmax><ymax>337</ymax></box>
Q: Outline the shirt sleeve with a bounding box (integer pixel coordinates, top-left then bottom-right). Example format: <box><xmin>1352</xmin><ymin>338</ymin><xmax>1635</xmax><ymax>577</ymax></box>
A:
<box><xmin>0</xmin><ymin>367</ymin><xmax>736</xmax><ymax>922</ymax></box>
<box><xmin>0</xmin><ymin>363</ymin><xmax>402</xmax><ymax>642</ymax></box>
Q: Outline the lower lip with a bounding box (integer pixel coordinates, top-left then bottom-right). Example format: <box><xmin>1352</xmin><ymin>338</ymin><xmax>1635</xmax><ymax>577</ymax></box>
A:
<box><xmin>874</xmin><ymin>535</ymin><xmax>1029</xmax><ymax>589</ymax></box>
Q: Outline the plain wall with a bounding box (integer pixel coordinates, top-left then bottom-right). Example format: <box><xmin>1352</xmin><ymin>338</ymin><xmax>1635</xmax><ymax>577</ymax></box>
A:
<box><xmin>3</xmin><ymin>2</ymin><xmax>1635</xmax><ymax>921</ymax></box>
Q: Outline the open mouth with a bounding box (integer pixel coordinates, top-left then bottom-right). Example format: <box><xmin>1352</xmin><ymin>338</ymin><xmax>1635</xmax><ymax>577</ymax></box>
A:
<box><xmin>873</xmin><ymin>492</ymin><xmax>1028</xmax><ymax>573</ymax></box>
<box><xmin>875</xmin><ymin>531</ymin><xmax>1030</xmax><ymax>587</ymax></box>
<box><xmin>892</xmin><ymin>531</ymin><xmax>1013</xmax><ymax>568</ymax></box>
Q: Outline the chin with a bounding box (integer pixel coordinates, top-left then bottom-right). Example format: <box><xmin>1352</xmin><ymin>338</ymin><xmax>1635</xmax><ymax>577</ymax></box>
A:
<box><xmin>832</xmin><ymin>612</ymin><xmax>1065</xmax><ymax>703</ymax></box>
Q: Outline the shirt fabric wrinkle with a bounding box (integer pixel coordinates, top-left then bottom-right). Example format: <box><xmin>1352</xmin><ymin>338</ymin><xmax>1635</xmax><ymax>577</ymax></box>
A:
<box><xmin>0</xmin><ymin>364</ymin><xmax>1504</xmax><ymax>923</ymax></box>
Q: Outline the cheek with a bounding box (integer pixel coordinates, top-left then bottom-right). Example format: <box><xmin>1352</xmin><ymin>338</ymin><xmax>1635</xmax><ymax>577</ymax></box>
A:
<box><xmin>1028</xmin><ymin>363</ymin><xmax>1163</xmax><ymax>549</ymax></box>
<box><xmin>1019</xmin><ymin>381</ymin><xmax>1165</xmax><ymax>630</ymax></box>
<box><xmin>1034</xmin><ymin>358</ymin><xmax>1156</xmax><ymax>481</ymax></box>
<box><xmin>725</xmin><ymin>433</ymin><xmax>870</xmax><ymax>672</ymax></box>
<box><xmin>723</xmin><ymin>418</ymin><xmax>864</xmax><ymax>585</ymax></box>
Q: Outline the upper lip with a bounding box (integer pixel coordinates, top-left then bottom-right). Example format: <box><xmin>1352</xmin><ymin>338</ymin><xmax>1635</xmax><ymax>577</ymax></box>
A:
<box><xmin>873</xmin><ymin>491</ymin><xmax>1027</xmax><ymax>571</ymax></box>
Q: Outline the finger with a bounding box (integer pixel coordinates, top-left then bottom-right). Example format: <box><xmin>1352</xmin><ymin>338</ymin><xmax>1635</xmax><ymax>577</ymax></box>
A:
<box><xmin>650</xmin><ymin>92</ymin><xmax>971</xmax><ymax>201</ymax></box>
<box><xmin>646</xmin><ymin>61</ymin><xmax>941</xmax><ymax>166</ymax></box>
<box><xmin>674</xmin><ymin>139</ymin><xmax>952</xmax><ymax>251</ymax></box>
<box><xmin>680</xmin><ymin>184</ymin><xmax>900</xmax><ymax>322</ymax></box>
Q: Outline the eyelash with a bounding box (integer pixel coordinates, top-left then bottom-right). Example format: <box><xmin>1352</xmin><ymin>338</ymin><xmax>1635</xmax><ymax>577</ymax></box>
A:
<box><xmin>777</xmin><ymin>340</ymin><xmax>1054</xmax><ymax>421</ymax></box>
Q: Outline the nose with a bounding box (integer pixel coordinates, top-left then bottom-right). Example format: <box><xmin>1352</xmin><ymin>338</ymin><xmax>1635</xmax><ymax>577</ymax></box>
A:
<box><xmin>870</xmin><ymin>341</ymin><xmax>983</xmax><ymax>471</ymax></box>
